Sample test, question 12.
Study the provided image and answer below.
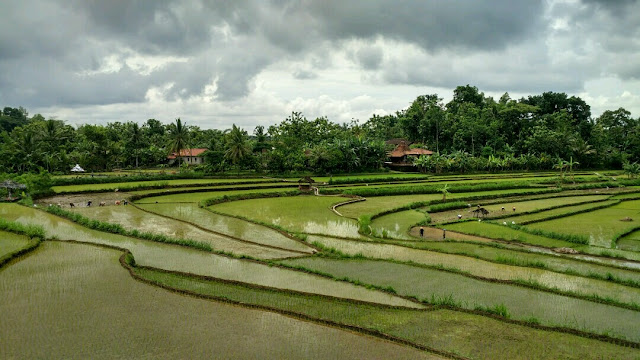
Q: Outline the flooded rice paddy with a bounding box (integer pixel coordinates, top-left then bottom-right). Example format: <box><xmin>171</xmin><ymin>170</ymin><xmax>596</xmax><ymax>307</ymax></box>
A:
<box><xmin>4</xmin><ymin>172</ymin><xmax>640</xmax><ymax>358</ymax></box>
<box><xmin>394</xmin><ymin>240</ymin><xmax>640</xmax><ymax>282</ymax></box>
<box><xmin>280</xmin><ymin>257</ymin><xmax>640</xmax><ymax>341</ymax></box>
<box><xmin>0</xmin><ymin>241</ymin><xmax>435</xmax><ymax>359</ymax></box>
<box><xmin>370</xmin><ymin>209</ymin><xmax>428</xmax><ymax>240</ymax></box>
<box><xmin>0</xmin><ymin>204</ymin><xmax>419</xmax><ymax>308</ymax></box>
<box><xmin>306</xmin><ymin>235</ymin><xmax>640</xmax><ymax>305</ymax></box>
<box><xmin>71</xmin><ymin>205</ymin><xmax>301</xmax><ymax>258</ymax></box>
<box><xmin>0</xmin><ymin>231</ymin><xmax>31</xmax><ymax>258</ymax></box>
<box><xmin>211</xmin><ymin>196</ymin><xmax>363</xmax><ymax>238</ymax></box>
<box><xmin>137</xmin><ymin>203</ymin><xmax>312</xmax><ymax>253</ymax></box>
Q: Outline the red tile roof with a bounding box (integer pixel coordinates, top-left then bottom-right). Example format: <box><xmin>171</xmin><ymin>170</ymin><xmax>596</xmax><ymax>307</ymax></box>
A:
<box><xmin>167</xmin><ymin>148</ymin><xmax>208</xmax><ymax>159</ymax></box>
<box><xmin>388</xmin><ymin>142</ymin><xmax>432</xmax><ymax>158</ymax></box>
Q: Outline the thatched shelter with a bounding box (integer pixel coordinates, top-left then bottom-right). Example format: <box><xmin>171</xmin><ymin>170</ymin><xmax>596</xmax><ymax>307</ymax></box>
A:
<box><xmin>1</xmin><ymin>179</ymin><xmax>27</xmax><ymax>200</ymax></box>
<box><xmin>298</xmin><ymin>176</ymin><xmax>315</xmax><ymax>191</ymax></box>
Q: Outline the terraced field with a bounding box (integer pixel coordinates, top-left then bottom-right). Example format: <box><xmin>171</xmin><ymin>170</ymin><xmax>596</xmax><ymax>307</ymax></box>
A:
<box><xmin>2</xmin><ymin>171</ymin><xmax>640</xmax><ymax>359</ymax></box>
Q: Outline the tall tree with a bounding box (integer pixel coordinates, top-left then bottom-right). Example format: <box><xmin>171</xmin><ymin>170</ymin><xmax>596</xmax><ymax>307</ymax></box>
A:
<box><xmin>168</xmin><ymin>118</ymin><xmax>190</xmax><ymax>165</ymax></box>
<box><xmin>225</xmin><ymin>124</ymin><xmax>250</xmax><ymax>171</ymax></box>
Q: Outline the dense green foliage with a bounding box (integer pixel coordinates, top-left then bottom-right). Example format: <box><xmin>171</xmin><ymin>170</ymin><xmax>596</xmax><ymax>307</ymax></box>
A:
<box><xmin>2</xmin><ymin>85</ymin><xmax>639</xmax><ymax>175</ymax></box>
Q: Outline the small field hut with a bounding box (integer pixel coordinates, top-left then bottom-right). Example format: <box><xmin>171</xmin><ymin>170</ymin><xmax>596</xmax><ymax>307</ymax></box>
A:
<box><xmin>298</xmin><ymin>176</ymin><xmax>315</xmax><ymax>192</ymax></box>
<box><xmin>1</xmin><ymin>179</ymin><xmax>27</xmax><ymax>200</ymax></box>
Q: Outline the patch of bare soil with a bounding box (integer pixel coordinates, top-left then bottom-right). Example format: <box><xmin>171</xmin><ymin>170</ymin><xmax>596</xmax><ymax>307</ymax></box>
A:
<box><xmin>409</xmin><ymin>226</ymin><xmax>494</xmax><ymax>243</ymax></box>
<box><xmin>36</xmin><ymin>192</ymin><xmax>133</xmax><ymax>208</ymax></box>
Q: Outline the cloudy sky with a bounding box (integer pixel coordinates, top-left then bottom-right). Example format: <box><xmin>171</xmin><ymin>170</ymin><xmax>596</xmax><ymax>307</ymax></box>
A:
<box><xmin>1</xmin><ymin>0</ymin><xmax>639</xmax><ymax>130</ymax></box>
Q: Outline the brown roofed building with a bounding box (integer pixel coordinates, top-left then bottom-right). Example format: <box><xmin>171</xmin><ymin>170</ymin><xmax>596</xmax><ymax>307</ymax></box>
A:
<box><xmin>385</xmin><ymin>138</ymin><xmax>413</xmax><ymax>146</ymax></box>
<box><xmin>386</xmin><ymin>141</ymin><xmax>432</xmax><ymax>167</ymax></box>
<box><xmin>168</xmin><ymin>148</ymin><xmax>208</xmax><ymax>165</ymax></box>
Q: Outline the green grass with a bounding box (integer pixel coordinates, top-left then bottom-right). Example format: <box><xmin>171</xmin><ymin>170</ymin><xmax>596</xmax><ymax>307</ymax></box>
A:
<box><xmin>133</xmin><ymin>266</ymin><xmax>640</xmax><ymax>359</ymax></box>
<box><xmin>526</xmin><ymin>200</ymin><xmax>640</xmax><ymax>248</ymax></box>
<box><xmin>500</xmin><ymin>200</ymin><xmax>620</xmax><ymax>224</ymax></box>
<box><xmin>444</xmin><ymin>221</ymin><xmax>579</xmax><ymax>248</ymax></box>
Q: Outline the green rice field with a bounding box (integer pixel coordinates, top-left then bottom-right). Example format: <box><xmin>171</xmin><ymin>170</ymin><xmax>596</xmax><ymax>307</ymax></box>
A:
<box><xmin>2</xmin><ymin>171</ymin><xmax>640</xmax><ymax>359</ymax></box>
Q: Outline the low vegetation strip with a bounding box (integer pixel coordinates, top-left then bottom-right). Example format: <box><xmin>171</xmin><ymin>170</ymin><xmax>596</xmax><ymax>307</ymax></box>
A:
<box><xmin>54</xmin><ymin>180</ymin><xmax>292</xmax><ymax>195</ymax></box>
<box><xmin>43</xmin><ymin>205</ymin><xmax>213</xmax><ymax>251</ymax></box>
<box><xmin>50</xmin><ymin>172</ymin><xmax>221</xmax><ymax>186</ymax></box>
<box><xmin>200</xmin><ymin>189</ymin><xmax>302</xmax><ymax>207</ymax></box>
<box><xmin>0</xmin><ymin>217</ymin><xmax>46</xmax><ymax>239</ymax></box>
<box><xmin>327</xmin><ymin>174</ymin><xmax>431</xmax><ymax>185</ymax></box>
<box><xmin>322</xmin><ymin>180</ymin><xmax>544</xmax><ymax>197</ymax></box>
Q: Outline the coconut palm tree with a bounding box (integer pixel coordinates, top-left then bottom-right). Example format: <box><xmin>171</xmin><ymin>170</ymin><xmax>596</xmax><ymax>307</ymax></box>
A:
<box><xmin>225</xmin><ymin>124</ymin><xmax>250</xmax><ymax>172</ymax></box>
<box><xmin>168</xmin><ymin>118</ymin><xmax>189</xmax><ymax>166</ymax></box>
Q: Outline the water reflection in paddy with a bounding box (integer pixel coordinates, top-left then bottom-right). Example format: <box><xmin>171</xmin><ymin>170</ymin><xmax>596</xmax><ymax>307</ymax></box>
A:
<box><xmin>72</xmin><ymin>205</ymin><xmax>297</xmax><ymax>259</ymax></box>
<box><xmin>0</xmin><ymin>204</ymin><xmax>420</xmax><ymax>308</ymax></box>
<box><xmin>308</xmin><ymin>235</ymin><xmax>640</xmax><ymax>305</ymax></box>
<box><xmin>137</xmin><ymin>203</ymin><xmax>312</xmax><ymax>253</ymax></box>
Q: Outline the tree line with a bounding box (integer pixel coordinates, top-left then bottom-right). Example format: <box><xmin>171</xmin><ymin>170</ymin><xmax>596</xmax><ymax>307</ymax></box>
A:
<box><xmin>1</xmin><ymin>84</ymin><xmax>639</xmax><ymax>175</ymax></box>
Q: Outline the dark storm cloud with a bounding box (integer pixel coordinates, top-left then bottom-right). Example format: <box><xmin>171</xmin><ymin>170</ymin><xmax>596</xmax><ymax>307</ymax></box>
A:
<box><xmin>355</xmin><ymin>45</ymin><xmax>384</xmax><ymax>70</ymax></box>
<box><xmin>305</xmin><ymin>0</ymin><xmax>545</xmax><ymax>51</ymax></box>
<box><xmin>0</xmin><ymin>0</ymin><xmax>608</xmax><ymax>110</ymax></box>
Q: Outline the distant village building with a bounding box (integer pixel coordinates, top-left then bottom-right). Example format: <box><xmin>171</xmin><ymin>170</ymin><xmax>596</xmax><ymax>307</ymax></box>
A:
<box><xmin>384</xmin><ymin>138</ymin><xmax>413</xmax><ymax>147</ymax></box>
<box><xmin>385</xmin><ymin>141</ymin><xmax>432</xmax><ymax>168</ymax></box>
<box><xmin>168</xmin><ymin>148</ymin><xmax>208</xmax><ymax>165</ymax></box>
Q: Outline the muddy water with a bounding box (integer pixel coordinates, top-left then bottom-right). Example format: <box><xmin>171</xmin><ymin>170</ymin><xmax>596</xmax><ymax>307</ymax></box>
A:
<box><xmin>308</xmin><ymin>235</ymin><xmax>640</xmax><ymax>305</ymax></box>
<box><xmin>0</xmin><ymin>241</ymin><xmax>437</xmax><ymax>359</ymax></box>
<box><xmin>71</xmin><ymin>205</ymin><xmax>297</xmax><ymax>259</ymax></box>
<box><xmin>0</xmin><ymin>204</ymin><xmax>420</xmax><ymax>308</ymax></box>
<box><xmin>0</xmin><ymin>231</ymin><xmax>31</xmax><ymax>258</ymax></box>
<box><xmin>137</xmin><ymin>203</ymin><xmax>313</xmax><ymax>253</ymax></box>
<box><xmin>280</xmin><ymin>257</ymin><xmax>640</xmax><ymax>342</ymax></box>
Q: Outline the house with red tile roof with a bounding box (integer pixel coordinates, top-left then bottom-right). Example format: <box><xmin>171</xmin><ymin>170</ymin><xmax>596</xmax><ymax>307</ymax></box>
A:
<box><xmin>386</xmin><ymin>141</ymin><xmax>432</xmax><ymax>168</ymax></box>
<box><xmin>167</xmin><ymin>148</ymin><xmax>208</xmax><ymax>165</ymax></box>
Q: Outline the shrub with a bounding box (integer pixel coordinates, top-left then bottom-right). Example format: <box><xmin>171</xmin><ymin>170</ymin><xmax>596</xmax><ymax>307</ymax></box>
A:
<box><xmin>358</xmin><ymin>215</ymin><xmax>372</xmax><ymax>235</ymax></box>
<box><xmin>0</xmin><ymin>218</ymin><xmax>46</xmax><ymax>239</ymax></box>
